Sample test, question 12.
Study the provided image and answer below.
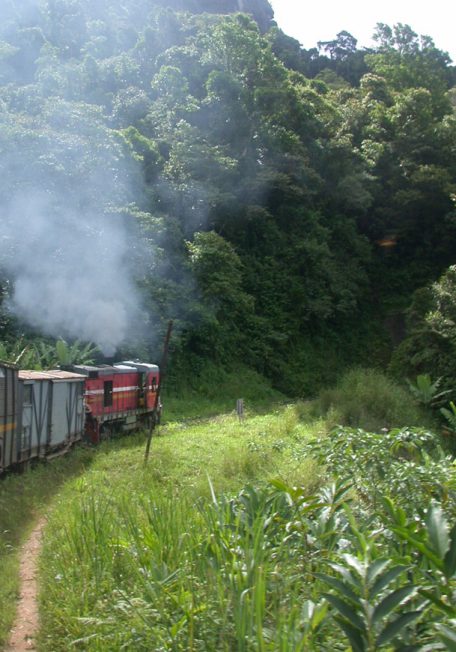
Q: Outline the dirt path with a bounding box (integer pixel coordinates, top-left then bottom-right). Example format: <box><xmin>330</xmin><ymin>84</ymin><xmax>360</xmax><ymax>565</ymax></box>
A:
<box><xmin>5</xmin><ymin>517</ymin><xmax>47</xmax><ymax>652</ymax></box>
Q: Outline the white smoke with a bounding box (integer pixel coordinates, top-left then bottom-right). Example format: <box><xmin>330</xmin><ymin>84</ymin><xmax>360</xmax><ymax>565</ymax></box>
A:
<box><xmin>0</xmin><ymin>1</ymin><xmax>174</xmax><ymax>356</ymax></box>
<box><xmin>0</xmin><ymin>98</ymin><xmax>145</xmax><ymax>356</ymax></box>
<box><xmin>1</xmin><ymin>184</ymin><xmax>143</xmax><ymax>355</ymax></box>
<box><xmin>2</xmin><ymin>190</ymin><xmax>142</xmax><ymax>354</ymax></box>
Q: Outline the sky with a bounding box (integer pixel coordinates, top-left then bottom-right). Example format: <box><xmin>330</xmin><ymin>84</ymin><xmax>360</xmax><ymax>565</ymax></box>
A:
<box><xmin>268</xmin><ymin>0</ymin><xmax>456</xmax><ymax>62</ymax></box>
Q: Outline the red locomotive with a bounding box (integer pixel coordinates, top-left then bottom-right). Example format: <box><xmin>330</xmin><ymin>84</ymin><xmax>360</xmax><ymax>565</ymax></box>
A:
<box><xmin>74</xmin><ymin>361</ymin><xmax>160</xmax><ymax>443</ymax></box>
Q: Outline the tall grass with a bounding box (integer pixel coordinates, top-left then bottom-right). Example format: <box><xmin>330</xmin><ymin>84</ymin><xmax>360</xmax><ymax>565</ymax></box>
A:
<box><xmin>40</xmin><ymin>446</ymin><xmax>453</xmax><ymax>651</ymax></box>
<box><xmin>38</xmin><ymin>406</ymin><xmax>323</xmax><ymax>650</ymax></box>
<box><xmin>0</xmin><ymin>446</ymin><xmax>95</xmax><ymax>646</ymax></box>
<box><xmin>163</xmin><ymin>362</ymin><xmax>285</xmax><ymax>421</ymax></box>
<box><xmin>4</xmin><ymin>372</ymin><xmax>441</xmax><ymax>650</ymax></box>
<box><xmin>39</xmin><ymin>484</ymin><xmax>322</xmax><ymax>650</ymax></box>
<box><xmin>313</xmin><ymin>367</ymin><xmax>430</xmax><ymax>431</ymax></box>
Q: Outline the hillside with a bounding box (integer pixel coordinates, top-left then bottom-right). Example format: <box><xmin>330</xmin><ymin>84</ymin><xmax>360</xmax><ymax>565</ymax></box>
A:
<box><xmin>0</xmin><ymin>394</ymin><xmax>451</xmax><ymax>650</ymax></box>
<box><xmin>0</xmin><ymin>1</ymin><xmax>455</xmax><ymax>394</ymax></box>
<box><xmin>0</xmin><ymin>4</ymin><xmax>456</xmax><ymax>650</ymax></box>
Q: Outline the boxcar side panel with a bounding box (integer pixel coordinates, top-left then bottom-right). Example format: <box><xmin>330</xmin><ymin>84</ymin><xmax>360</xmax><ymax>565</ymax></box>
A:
<box><xmin>50</xmin><ymin>381</ymin><xmax>84</xmax><ymax>448</ymax></box>
<box><xmin>27</xmin><ymin>380</ymin><xmax>51</xmax><ymax>459</ymax></box>
<box><xmin>18</xmin><ymin>382</ymin><xmax>33</xmax><ymax>463</ymax></box>
<box><xmin>0</xmin><ymin>364</ymin><xmax>18</xmax><ymax>471</ymax></box>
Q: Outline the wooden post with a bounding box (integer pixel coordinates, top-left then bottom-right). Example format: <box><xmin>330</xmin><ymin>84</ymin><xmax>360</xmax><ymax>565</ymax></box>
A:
<box><xmin>144</xmin><ymin>320</ymin><xmax>173</xmax><ymax>463</ymax></box>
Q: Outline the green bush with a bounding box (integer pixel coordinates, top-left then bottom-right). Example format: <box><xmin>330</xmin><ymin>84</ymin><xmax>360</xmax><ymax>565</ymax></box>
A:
<box><xmin>304</xmin><ymin>425</ymin><xmax>453</xmax><ymax>511</ymax></box>
<box><xmin>164</xmin><ymin>359</ymin><xmax>285</xmax><ymax>420</ymax></box>
<box><xmin>390</xmin><ymin>266</ymin><xmax>456</xmax><ymax>393</ymax></box>
<box><xmin>314</xmin><ymin>367</ymin><xmax>428</xmax><ymax>431</ymax></box>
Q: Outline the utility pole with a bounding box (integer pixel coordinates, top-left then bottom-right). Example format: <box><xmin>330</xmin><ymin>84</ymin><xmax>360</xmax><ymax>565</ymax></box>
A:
<box><xmin>144</xmin><ymin>320</ymin><xmax>173</xmax><ymax>463</ymax></box>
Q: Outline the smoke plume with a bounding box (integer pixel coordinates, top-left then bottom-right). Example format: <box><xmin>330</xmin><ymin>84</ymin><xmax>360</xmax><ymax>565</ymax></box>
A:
<box><xmin>0</xmin><ymin>2</ymin><xmax>147</xmax><ymax>355</ymax></box>
<box><xmin>2</xmin><ymin>192</ymin><xmax>142</xmax><ymax>356</ymax></box>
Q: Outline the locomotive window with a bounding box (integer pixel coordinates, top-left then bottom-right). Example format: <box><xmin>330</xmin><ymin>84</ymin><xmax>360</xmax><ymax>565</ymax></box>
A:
<box><xmin>104</xmin><ymin>381</ymin><xmax>113</xmax><ymax>408</ymax></box>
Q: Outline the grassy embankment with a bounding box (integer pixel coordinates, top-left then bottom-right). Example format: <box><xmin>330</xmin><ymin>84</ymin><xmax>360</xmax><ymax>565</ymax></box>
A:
<box><xmin>37</xmin><ymin>406</ymin><xmax>326</xmax><ymax>651</ymax></box>
<box><xmin>0</xmin><ymin>446</ymin><xmax>97</xmax><ymax>647</ymax></box>
<box><xmin>0</xmin><ymin>364</ymin><xmax>284</xmax><ymax>647</ymax></box>
<box><xmin>1</xmin><ymin>367</ymin><xmax>441</xmax><ymax>650</ymax></box>
<box><xmin>35</xmin><ymin>368</ymin><xmax>438</xmax><ymax>651</ymax></box>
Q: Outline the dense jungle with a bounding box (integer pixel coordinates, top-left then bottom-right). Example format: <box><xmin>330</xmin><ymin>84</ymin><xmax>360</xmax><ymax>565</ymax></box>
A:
<box><xmin>0</xmin><ymin>0</ymin><xmax>455</xmax><ymax>396</ymax></box>
<box><xmin>1</xmin><ymin>2</ymin><xmax>456</xmax><ymax>651</ymax></box>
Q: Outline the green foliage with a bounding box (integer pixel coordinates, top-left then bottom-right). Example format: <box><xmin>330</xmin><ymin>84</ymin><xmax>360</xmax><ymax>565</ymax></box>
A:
<box><xmin>318</xmin><ymin>552</ymin><xmax>420</xmax><ymax>650</ymax></box>
<box><xmin>391</xmin><ymin>266</ymin><xmax>456</xmax><ymax>393</ymax></box>
<box><xmin>53</xmin><ymin>339</ymin><xmax>99</xmax><ymax>367</ymax></box>
<box><xmin>407</xmin><ymin>374</ymin><xmax>452</xmax><ymax>407</ymax></box>
<box><xmin>368</xmin><ymin>23</ymin><xmax>452</xmax><ymax>106</ymax></box>
<box><xmin>305</xmin><ymin>425</ymin><xmax>454</xmax><ymax>511</ymax></box>
<box><xmin>314</xmin><ymin>368</ymin><xmax>427</xmax><ymax>431</ymax></box>
<box><xmin>0</xmin><ymin>337</ymin><xmax>98</xmax><ymax>369</ymax></box>
<box><xmin>185</xmin><ymin>231</ymin><xmax>256</xmax><ymax>362</ymax></box>
<box><xmin>313</xmin><ymin>495</ymin><xmax>456</xmax><ymax>651</ymax></box>
<box><xmin>0</xmin><ymin>1</ymin><xmax>455</xmax><ymax>397</ymax></box>
<box><xmin>164</xmin><ymin>361</ymin><xmax>285</xmax><ymax>421</ymax></box>
<box><xmin>36</xmin><ymin>412</ymin><xmax>456</xmax><ymax>650</ymax></box>
<box><xmin>440</xmin><ymin>402</ymin><xmax>456</xmax><ymax>433</ymax></box>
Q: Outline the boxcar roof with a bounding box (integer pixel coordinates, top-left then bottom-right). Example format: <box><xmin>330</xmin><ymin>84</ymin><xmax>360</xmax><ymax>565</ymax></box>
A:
<box><xmin>18</xmin><ymin>370</ymin><xmax>86</xmax><ymax>381</ymax></box>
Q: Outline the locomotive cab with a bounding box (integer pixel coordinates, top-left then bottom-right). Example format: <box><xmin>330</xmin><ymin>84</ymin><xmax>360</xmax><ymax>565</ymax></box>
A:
<box><xmin>73</xmin><ymin>361</ymin><xmax>160</xmax><ymax>444</ymax></box>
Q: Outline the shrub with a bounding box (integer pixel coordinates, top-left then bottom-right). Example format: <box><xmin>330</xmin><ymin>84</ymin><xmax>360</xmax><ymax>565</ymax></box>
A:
<box><xmin>389</xmin><ymin>266</ymin><xmax>456</xmax><ymax>393</ymax></box>
<box><xmin>314</xmin><ymin>367</ymin><xmax>427</xmax><ymax>431</ymax></box>
<box><xmin>304</xmin><ymin>425</ymin><xmax>454</xmax><ymax>512</ymax></box>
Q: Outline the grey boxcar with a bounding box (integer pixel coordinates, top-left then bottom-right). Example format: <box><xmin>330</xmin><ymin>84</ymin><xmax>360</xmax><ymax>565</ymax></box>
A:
<box><xmin>17</xmin><ymin>370</ymin><xmax>85</xmax><ymax>463</ymax></box>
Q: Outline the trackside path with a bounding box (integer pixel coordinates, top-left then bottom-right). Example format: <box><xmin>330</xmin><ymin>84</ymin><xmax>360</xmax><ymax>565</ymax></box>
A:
<box><xmin>5</xmin><ymin>517</ymin><xmax>47</xmax><ymax>652</ymax></box>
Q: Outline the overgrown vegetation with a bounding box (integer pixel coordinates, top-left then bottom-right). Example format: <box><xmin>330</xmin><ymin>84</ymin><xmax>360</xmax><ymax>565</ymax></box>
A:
<box><xmin>0</xmin><ymin>1</ymin><xmax>455</xmax><ymax>393</ymax></box>
<box><xmin>390</xmin><ymin>265</ymin><xmax>456</xmax><ymax>394</ymax></box>
<box><xmin>0</xmin><ymin>367</ymin><xmax>453</xmax><ymax>650</ymax></box>
<box><xmin>0</xmin><ymin>1</ymin><xmax>456</xmax><ymax>648</ymax></box>
<box><xmin>164</xmin><ymin>362</ymin><xmax>285</xmax><ymax>420</ymax></box>
<box><xmin>0</xmin><ymin>338</ymin><xmax>99</xmax><ymax>370</ymax></box>
<box><xmin>310</xmin><ymin>367</ymin><xmax>430</xmax><ymax>431</ymax></box>
<box><xmin>0</xmin><ymin>446</ymin><xmax>96</xmax><ymax>647</ymax></box>
<box><xmin>36</xmin><ymin>396</ymin><xmax>455</xmax><ymax>651</ymax></box>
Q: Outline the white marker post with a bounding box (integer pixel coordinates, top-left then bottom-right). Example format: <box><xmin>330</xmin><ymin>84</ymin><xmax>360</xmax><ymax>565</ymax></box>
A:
<box><xmin>236</xmin><ymin>398</ymin><xmax>244</xmax><ymax>422</ymax></box>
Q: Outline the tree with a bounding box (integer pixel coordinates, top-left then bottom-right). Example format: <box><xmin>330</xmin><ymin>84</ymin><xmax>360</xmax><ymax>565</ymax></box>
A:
<box><xmin>367</xmin><ymin>23</ymin><xmax>452</xmax><ymax>114</ymax></box>
<box><xmin>390</xmin><ymin>266</ymin><xmax>456</xmax><ymax>390</ymax></box>
<box><xmin>318</xmin><ymin>31</ymin><xmax>358</xmax><ymax>61</ymax></box>
<box><xmin>186</xmin><ymin>231</ymin><xmax>256</xmax><ymax>361</ymax></box>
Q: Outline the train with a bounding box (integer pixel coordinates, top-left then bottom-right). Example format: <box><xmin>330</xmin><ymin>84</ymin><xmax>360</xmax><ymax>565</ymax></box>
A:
<box><xmin>0</xmin><ymin>359</ymin><xmax>160</xmax><ymax>473</ymax></box>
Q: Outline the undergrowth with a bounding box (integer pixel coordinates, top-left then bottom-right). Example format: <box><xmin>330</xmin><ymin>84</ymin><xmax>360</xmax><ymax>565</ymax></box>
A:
<box><xmin>311</xmin><ymin>367</ymin><xmax>434</xmax><ymax>431</ymax></box>
<box><xmin>36</xmin><ymin>387</ymin><xmax>456</xmax><ymax>651</ymax></box>
<box><xmin>38</xmin><ymin>406</ymin><xmax>322</xmax><ymax>651</ymax></box>
<box><xmin>37</xmin><ymin>417</ymin><xmax>456</xmax><ymax>650</ymax></box>
<box><xmin>163</xmin><ymin>362</ymin><xmax>286</xmax><ymax>421</ymax></box>
<box><xmin>2</xmin><ymin>365</ymin><xmax>453</xmax><ymax>650</ymax></box>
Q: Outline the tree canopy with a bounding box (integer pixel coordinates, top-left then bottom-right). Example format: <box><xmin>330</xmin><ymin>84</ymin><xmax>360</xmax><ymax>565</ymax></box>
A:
<box><xmin>0</xmin><ymin>1</ymin><xmax>455</xmax><ymax>392</ymax></box>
